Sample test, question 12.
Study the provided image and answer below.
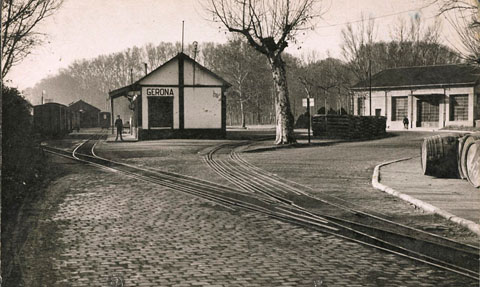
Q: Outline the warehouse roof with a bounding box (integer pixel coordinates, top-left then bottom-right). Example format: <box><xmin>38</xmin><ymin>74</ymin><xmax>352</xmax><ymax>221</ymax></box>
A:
<box><xmin>352</xmin><ymin>64</ymin><xmax>480</xmax><ymax>90</ymax></box>
<box><xmin>68</xmin><ymin>99</ymin><xmax>101</xmax><ymax>112</ymax></box>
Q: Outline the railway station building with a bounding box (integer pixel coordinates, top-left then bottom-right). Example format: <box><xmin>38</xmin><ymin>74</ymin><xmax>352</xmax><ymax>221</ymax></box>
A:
<box><xmin>109</xmin><ymin>52</ymin><xmax>231</xmax><ymax>140</ymax></box>
<box><xmin>351</xmin><ymin>64</ymin><xmax>480</xmax><ymax>129</ymax></box>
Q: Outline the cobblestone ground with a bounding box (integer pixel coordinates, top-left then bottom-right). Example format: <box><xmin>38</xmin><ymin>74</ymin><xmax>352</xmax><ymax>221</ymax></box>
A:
<box><xmin>32</xmin><ymin>158</ymin><xmax>477</xmax><ymax>286</ymax></box>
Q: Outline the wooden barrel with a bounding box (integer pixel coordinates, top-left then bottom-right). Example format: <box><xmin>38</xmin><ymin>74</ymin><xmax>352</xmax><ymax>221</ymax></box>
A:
<box><xmin>457</xmin><ymin>136</ymin><xmax>468</xmax><ymax>179</ymax></box>
<box><xmin>459</xmin><ymin>133</ymin><xmax>480</xmax><ymax>180</ymax></box>
<box><xmin>421</xmin><ymin>134</ymin><xmax>464</xmax><ymax>178</ymax></box>
<box><xmin>465</xmin><ymin>140</ymin><xmax>480</xmax><ymax>188</ymax></box>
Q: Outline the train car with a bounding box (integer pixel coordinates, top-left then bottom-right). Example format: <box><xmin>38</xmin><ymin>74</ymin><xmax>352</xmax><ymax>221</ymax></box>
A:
<box><xmin>33</xmin><ymin>102</ymin><xmax>72</xmax><ymax>138</ymax></box>
<box><xmin>98</xmin><ymin>112</ymin><xmax>111</xmax><ymax>129</ymax></box>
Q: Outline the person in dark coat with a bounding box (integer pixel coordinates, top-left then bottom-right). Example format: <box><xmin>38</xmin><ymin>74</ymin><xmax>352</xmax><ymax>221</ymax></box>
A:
<box><xmin>115</xmin><ymin>115</ymin><xmax>123</xmax><ymax>141</ymax></box>
<box><xmin>403</xmin><ymin>116</ymin><xmax>409</xmax><ymax>129</ymax></box>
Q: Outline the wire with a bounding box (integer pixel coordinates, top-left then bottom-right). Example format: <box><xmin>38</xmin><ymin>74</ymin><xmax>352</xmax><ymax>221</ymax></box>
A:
<box><xmin>315</xmin><ymin>3</ymin><xmax>436</xmax><ymax>29</ymax></box>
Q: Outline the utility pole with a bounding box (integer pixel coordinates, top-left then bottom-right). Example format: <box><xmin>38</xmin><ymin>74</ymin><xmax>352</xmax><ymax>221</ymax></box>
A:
<box><xmin>193</xmin><ymin>41</ymin><xmax>198</xmax><ymax>85</ymax></box>
<box><xmin>181</xmin><ymin>21</ymin><xmax>185</xmax><ymax>53</ymax></box>
<box><xmin>307</xmin><ymin>93</ymin><xmax>311</xmax><ymax>144</ymax></box>
<box><xmin>369</xmin><ymin>59</ymin><xmax>372</xmax><ymax>116</ymax></box>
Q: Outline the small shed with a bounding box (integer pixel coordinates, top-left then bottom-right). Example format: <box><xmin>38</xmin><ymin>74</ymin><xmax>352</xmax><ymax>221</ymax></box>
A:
<box><xmin>68</xmin><ymin>100</ymin><xmax>101</xmax><ymax>128</ymax></box>
<box><xmin>109</xmin><ymin>52</ymin><xmax>231</xmax><ymax>140</ymax></box>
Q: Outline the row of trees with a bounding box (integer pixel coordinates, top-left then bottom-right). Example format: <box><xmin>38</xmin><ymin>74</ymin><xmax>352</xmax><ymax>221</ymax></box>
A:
<box><xmin>4</xmin><ymin>0</ymin><xmax>478</xmax><ymax>145</ymax></box>
<box><xmin>26</xmin><ymin>14</ymin><xmax>463</xmax><ymax>128</ymax></box>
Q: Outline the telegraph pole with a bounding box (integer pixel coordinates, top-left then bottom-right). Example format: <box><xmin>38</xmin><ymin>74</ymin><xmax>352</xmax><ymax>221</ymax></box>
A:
<box><xmin>369</xmin><ymin>59</ymin><xmax>372</xmax><ymax>116</ymax></box>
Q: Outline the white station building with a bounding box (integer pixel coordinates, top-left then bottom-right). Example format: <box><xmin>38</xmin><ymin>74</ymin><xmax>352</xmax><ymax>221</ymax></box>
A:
<box><xmin>351</xmin><ymin>64</ymin><xmax>480</xmax><ymax>129</ymax></box>
<box><xmin>109</xmin><ymin>53</ymin><xmax>231</xmax><ymax>140</ymax></box>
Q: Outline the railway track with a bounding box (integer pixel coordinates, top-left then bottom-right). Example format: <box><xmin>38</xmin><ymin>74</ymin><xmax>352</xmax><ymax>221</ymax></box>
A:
<box><xmin>203</xmin><ymin>140</ymin><xmax>480</xmax><ymax>280</ymax></box>
<box><xmin>42</xmin><ymin>134</ymin><xmax>479</xmax><ymax>280</ymax></box>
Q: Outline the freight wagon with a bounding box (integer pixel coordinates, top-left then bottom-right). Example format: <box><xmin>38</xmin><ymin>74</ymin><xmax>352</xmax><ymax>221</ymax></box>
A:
<box><xmin>33</xmin><ymin>102</ymin><xmax>72</xmax><ymax>138</ymax></box>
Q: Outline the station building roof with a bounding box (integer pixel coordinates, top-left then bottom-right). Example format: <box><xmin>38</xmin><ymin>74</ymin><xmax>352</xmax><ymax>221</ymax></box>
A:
<box><xmin>109</xmin><ymin>52</ymin><xmax>231</xmax><ymax>99</ymax></box>
<box><xmin>352</xmin><ymin>64</ymin><xmax>480</xmax><ymax>91</ymax></box>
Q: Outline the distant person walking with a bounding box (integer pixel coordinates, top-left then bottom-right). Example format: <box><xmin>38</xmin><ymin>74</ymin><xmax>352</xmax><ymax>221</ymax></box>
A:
<box><xmin>115</xmin><ymin>115</ymin><xmax>123</xmax><ymax>141</ymax></box>
<box><xmin>403</xmin><ymin>116</ymin><xmax>409</xmax><ymax>129</ymax></box>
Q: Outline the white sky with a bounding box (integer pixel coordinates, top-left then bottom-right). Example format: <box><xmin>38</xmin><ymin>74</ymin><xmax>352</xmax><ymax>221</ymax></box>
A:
<box><xmin>5</xmin><ymin>0</ymin><xmax>458</xmax><ymax>90</ymax></box>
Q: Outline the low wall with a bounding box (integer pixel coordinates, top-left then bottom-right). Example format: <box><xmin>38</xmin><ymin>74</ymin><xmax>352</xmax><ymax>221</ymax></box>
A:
<box><xmin>312</xmin><ymin>114</ymin><xmax>387</xmax><ymax>139</ymax></box>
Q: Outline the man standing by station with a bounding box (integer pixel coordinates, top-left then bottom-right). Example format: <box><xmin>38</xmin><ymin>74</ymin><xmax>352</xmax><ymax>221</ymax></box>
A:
<box><xmin>115</xmin><ymin>115</ymin><xmax>124</xmax><ymax>141</ymax></box>
<box><xmin>403</xmin><ymin>116</ymin><xmax>409</xmax><ymax>130</ymax></box>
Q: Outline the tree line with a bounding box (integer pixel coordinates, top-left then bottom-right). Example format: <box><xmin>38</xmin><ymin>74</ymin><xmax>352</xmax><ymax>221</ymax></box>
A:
<box><xmin>25</xmin><ymin>15</ymin><xmax>462</xmax><ymax>127</ymax></box>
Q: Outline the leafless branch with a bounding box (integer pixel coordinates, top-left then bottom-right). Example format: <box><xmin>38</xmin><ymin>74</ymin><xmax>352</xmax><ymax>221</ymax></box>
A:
<box><xmin>1</xmin><ymin>0</ymin><xmax>64</xmax><ymax>78</ymax></box>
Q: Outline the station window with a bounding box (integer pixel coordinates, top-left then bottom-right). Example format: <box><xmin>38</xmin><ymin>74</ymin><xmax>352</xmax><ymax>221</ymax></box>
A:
<box><xmin>391</xmin><ymin>96</ymin><xmax>408</xmax><ymax>121</ymax></box>
<box><xmin>450</xmin><ymin>94</ymin><xmax>468</xmax><ymax>121</ymax></box>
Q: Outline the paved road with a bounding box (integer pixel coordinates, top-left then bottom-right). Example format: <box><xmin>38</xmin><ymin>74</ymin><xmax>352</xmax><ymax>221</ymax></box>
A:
<box><xmin>12</xmin><ymin>131</ymin><xmax>477</xmax><ymax>287</ymax></box>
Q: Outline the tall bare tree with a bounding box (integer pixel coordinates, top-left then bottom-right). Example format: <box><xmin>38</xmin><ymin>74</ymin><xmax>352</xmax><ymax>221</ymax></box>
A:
<box><xmin>341</xmin><ymin>15</ymin><xmax>376</xmax><ymax>84</ymax></box>
<box><xmin>204</xmin><ymin>0</ymin><xmax>325</xmax><ymax>144</ymax></box>
<box><xmin>434</xmin><ymin>0</ymin><xmax>479</xmax><ymax>63</ymax></box>
<box><xmin>1</xmin><ymin>0</ymin><xmax>63</xmax><ymax>78</ymax></box>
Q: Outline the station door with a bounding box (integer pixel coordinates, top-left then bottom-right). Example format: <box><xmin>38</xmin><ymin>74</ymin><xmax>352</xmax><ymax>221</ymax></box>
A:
<box><xmin>148</xmin><ymin>96</ymin><xmax>173</xmax><ymax>128</ymax></box>
<box><xmin>417</xmin><ymin>97</ymin><xmax>439</xmax><ymax>127</ymax></box>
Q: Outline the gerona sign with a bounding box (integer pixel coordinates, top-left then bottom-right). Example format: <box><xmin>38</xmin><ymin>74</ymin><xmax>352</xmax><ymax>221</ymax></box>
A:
<box><xmin>146</xmin><ymin>88</ymin><xmax>174</xmax><ymax>96</ymax></box>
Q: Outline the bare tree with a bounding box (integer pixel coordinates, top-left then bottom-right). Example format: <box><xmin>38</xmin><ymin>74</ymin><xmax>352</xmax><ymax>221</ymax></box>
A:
<box><xmin>433</xmin><ymin>0</ymin><xmax>479</xmax><ymax>63</ymax></box>
<box><xmin>204</xmin><ymin>0</ymin><xmax>325</xmax><ymax>144</ymax></box>
<box><xmin>1</xmin><ymin>0</ymin><xmax>63</xmax><ymax>78</ymax></box>
<box><xmin>341</xmin><ymin>15</ymin><xmax>376</xmax><ymax>84</ymax></box>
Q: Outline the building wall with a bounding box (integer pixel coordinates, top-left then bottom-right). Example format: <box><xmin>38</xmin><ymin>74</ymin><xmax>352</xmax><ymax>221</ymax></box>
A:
<box><xmin>184</xmin><ymin>87</ymin><xmax>222</xmax><ymax>129</ymax></box>
<box><xmin>183</xmin><ymin>60</ymin><xmax>224</xmax><ymax>86</ymax></box>
<box><xmin>353</xmin><ymin>85</ymin><xmax>477</xmax><ymax>129</ymax></box>
<box><xmin>141</xmin><ymin>60</ymin><xmax>178</xmax><ymax>85</ymax></box>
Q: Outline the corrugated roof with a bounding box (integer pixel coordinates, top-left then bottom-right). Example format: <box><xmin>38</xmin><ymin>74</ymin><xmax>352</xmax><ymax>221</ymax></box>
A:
<box><xmin>352</xmin><ymin>64</ymin><xmax>480</xmax><ymax>90</ymax></box>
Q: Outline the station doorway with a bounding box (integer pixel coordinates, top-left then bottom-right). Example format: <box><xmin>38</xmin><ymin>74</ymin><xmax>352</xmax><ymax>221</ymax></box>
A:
<box><xmin>148</xmin><ymin>96</ymin><xmax>173</xmax><ymax>129</ymax></box>
<box><xmin>417</xmin><ymin>96</ymin><xmax>440</xmax><ymax>127</ymax></box>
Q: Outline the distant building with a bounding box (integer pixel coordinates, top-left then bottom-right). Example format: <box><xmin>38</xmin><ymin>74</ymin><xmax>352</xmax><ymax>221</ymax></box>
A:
<box><xmin>68</xmin><ymin>100</ymin><xmax>101</xmax><ymax>128</ymax></box>
<box><xmin>109</xmin><ymin>52</ymin><xmax>231</xmax><ymax>140</ymax></box>
<box><xmin>351</xmin><ymin>64</ymin><xmax>480</xmax><ymax>129</ymax></box>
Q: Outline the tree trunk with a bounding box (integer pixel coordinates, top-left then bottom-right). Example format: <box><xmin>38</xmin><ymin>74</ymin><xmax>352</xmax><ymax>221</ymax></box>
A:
<box><xmin>270</xmin><ymin>55</ymin><xmax>296</xmax><ymax>144</ymax></box>
<box><xmin>240</xmin><ymin>99</ymin><xmax>246</xmax><ymax>128</ymax></box>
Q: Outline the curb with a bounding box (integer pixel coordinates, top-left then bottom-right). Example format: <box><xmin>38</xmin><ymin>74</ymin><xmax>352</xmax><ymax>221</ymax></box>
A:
<box><xmin>372</xmin><ymin>158</ymin><xmax>480</xmax><ymax>236</ymax></box>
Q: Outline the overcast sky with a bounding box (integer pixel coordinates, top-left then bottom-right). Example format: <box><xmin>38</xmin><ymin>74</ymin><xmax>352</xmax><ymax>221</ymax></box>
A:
<box><xmin>5</xmin><ymin>0</ymin><xmax>457</xmax><ymax>90</ymax></box>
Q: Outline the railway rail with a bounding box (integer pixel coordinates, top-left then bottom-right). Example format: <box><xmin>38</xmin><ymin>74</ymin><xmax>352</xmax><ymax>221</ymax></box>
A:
<box><xmin>203</xmin><ymin>141</ymin><xmax>479</xmax><ymax>280</ymax></box>
<box><xmin>42</xmin><ymin>133</ymin><xmax>479</xmax><ymax>281</ymax></box>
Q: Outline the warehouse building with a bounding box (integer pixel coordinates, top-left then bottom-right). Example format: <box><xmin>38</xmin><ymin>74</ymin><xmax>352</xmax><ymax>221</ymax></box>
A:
<box><xmin>109</xmin><ymin>52</ymin><xmax>230</xmax><ymax>140</ymax></box>
<box><xmin>68</xmin><ymin>100</ymin><xmax>101</xmax><ymax>128</ymax></box>
<box><xmin>351</xmin><ymin>64</ymin><xmax>480</xmax><ymax>129</ymax></box>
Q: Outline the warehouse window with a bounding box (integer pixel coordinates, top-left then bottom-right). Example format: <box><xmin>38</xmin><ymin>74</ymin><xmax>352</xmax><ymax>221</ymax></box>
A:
<box><xmin>418</xmin><ymin>98</ymin><xmax>439</xmax><ymax>122</ymax></box>
<box><xmin>450</xmin><ymin>94</ymin><xmax>468</xmax><ymax>121</ymax></box>
<box><xmin>391</xmin><ymin>96</ymin><xmax>408</xmax><ymax>121</ymax></box>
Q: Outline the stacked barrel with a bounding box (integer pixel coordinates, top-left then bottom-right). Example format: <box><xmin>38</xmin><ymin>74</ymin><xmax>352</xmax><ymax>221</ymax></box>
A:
<box><xmin>312</xmin><ymin>115</ymin><xmax>386</xmax><ymax>139</ymax></box>
<box><xmin>421</xmin><ymin>133</ymin><xmax>480</xmax><ymax>188</ymax></box>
